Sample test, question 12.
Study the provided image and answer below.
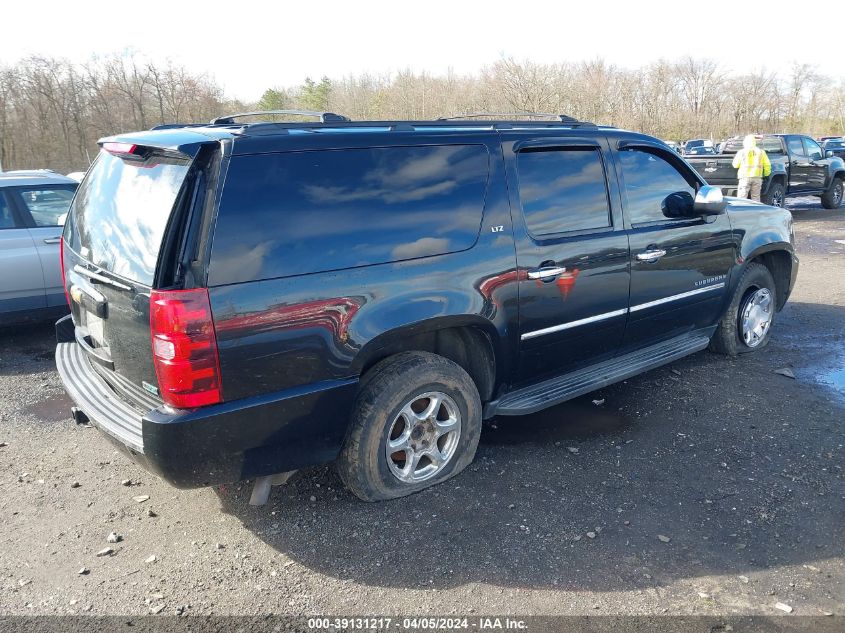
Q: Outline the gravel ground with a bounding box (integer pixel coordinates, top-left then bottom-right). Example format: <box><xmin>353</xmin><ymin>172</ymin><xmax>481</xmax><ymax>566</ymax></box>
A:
<box><xmin>0</xmin><ymin>198</ymin><xmax>842</xmax><ymax>619</ymax></box>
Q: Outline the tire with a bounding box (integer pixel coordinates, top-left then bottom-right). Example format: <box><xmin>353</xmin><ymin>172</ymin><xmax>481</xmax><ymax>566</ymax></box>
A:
<box><xmin>709</xmin><ymin>263</ymin><xmax>777</xmax><ymax>357</ymax></box>
<box><xmin>761</xmin><ymin>180</ymin><xmax>785</xmax><ymax>207</ymax></box>
<box><xmin>337</xmin><ymin>351</ymin><xmax>482</xmax><ymax>502</ymax></box>
<box><xmin>821</xmin><ymin>176</ymin><xmax>844</xmax><ymax>209</ymax></box>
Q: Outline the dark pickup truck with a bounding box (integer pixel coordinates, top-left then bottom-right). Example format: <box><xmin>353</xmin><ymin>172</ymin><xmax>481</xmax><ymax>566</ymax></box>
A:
<box><xmin>687</xmin><ymin>134</ymin><xmax>845</xmax><ymax>208</ymax></box>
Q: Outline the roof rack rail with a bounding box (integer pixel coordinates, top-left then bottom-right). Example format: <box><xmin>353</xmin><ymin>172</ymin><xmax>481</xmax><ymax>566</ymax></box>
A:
<box><xmin>439</xmin><ymin>112</ymin><xmax>589</xmax><ymax>124</ymax></box>
<box><xmin>210</xmin><ymin>110</ymin><xmax>350</xmax><ymax>125</ymax></box>
<box><xmin>149</xmin><ymin>123</ymin><xmax>211</xmax><ymax>131</ymax></box>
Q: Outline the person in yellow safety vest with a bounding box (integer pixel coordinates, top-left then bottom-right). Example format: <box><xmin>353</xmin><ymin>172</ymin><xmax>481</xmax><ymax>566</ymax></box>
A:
<box><xmin>732</xmin><ymin>134</ymin><xmax>772</xmax><ymax>202</ymax></box>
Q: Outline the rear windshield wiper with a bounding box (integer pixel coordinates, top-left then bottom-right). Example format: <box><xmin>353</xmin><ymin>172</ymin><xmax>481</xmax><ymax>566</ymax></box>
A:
<box><xmin>73</xmin><ymin>265</ymin><xmax>134</xmax><ymax>292</ymax></box>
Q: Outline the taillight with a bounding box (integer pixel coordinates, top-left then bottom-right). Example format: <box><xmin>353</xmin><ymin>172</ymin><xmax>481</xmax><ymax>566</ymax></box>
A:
<box><xmin>60</xmin><ymin>237</ymin><xmax>70</xmax><ymax>308</ymax></box>
<box><xmin>150</xmin><ymin>288</ymin><xmax>222</xmax><ymax>409</ymax></box>
<box><xmin>102</xmin><ymin>142</ymin><xmax>137</xmax><ymax>156</ymax></box>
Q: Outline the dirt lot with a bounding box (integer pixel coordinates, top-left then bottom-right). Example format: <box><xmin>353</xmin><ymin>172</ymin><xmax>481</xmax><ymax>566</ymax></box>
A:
<box><xmin>0</xmin><ymin>199</ymin><xmax>842</xmax><ymax>619</ymax></box>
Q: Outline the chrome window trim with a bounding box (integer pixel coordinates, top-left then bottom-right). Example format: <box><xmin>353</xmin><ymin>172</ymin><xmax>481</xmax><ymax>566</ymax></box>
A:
<box><xmin>521</xmin><ymin>283</ymin><xmax>726</xmax><ymax>340</ymax></box>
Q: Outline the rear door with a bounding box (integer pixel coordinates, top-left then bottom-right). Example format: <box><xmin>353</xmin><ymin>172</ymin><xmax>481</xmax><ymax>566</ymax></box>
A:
<box><xmin>11</xmin><ymin>184</ymin><xmax>77</xmax><ymax>307</ymax></box>
<box><xmin>63</xmin><ymin>146</ymin><xmax>201</xmax><ymax>395</ymax></box>
<box><xmin>503</xmin><ymin>134</ymin><xmax>630</xmax><ymax>384</ymax></box>
<box><xmin>802</xmin><ymin>137</ymin><xmax>828</xmax><ymax>190</ymax></box>
<box><xmin>0</xmin><ymin>190</ymin><xmax>46</xmax><ymax>314</ymax></box>
<box><xmin>612</xmin><ymin>140</ymin><xmax>735</xmax><ymax>352</ymax></box>
<box><xmin>785</xmin><ymin>135</ymin><xmax>810</xmax><ymax>191</ymax></box>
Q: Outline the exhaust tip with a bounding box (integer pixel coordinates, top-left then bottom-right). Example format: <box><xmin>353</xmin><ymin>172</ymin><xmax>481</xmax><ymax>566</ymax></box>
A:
<box><xmin>71</xmin><ymin>407</ymin><xmax>90</xmax><ymax>425</ymax></box>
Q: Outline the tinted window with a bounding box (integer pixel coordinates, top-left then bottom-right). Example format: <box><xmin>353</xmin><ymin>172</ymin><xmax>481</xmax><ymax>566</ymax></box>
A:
<box><xmin>804</xmin><ymin>138</ymin><xmax>823</xmax><ymax>161</ymax></box>
<box><xmin>787</xmin><ymin>137</ymin><xmax>806</xmax><ymax>157</ymax></box>
<box><xmin>209</xmin><ymin>145</ymin><xmax>489</xmax><ymax>284</ymax></box>
<box><xmin>0</xmin><ymin>193</ymin><xmax>17</xmax><ymax>229</ymax></box>
<box><xmin>17</xmin><ymin>186</ymin><xmax>77</xmax><ymax>226</ymax></box>
<box><xmin>67</xmin><ymin>151</ymin><xmax>192</xmax><ymax>286</ymax></box>
<box><xmin>516</xmin><ymin>148</ymin><xmax>611</xmax><ymax>235</ymax></box>
<box><xmin>619</xmin><ymin>149</ymin><xmax>696</xmax><ymax>225</ymax></box>
<box><xmin>759</xmin><ymin>138</ymin><xmax>785</xmax><ymax>154</ymax></box>
<box><xmin>723</xmin><ymin>137</ymin><xmax>783</xmax><ymax>154</ymax></box>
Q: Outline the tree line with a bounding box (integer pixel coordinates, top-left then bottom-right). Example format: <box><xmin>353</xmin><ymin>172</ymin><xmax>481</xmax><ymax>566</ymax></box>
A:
<box><xmin>2</xmin><ymin>54</ymin><xmax>843</xmax><ymax>173</ymax></box>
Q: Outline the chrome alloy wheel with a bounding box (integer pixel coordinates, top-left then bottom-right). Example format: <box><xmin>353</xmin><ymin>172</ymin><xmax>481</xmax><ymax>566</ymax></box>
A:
<box><xmin>832</xmin><ymin>181</ymin><xmax>844</xmax><ymax>207</ymax></box>
<box><xmin>770</xmin><ymin>189</ymin><xmax>784</xmax><ymax>207</ymax></box>
<box><xmin>385</xmin><ymin>391</ymin><xmax>461</xmax><ymax>484</ymax></box>
<box><xmin>740</xmin><ymin>287</ymin><xmax>774</xmax><ymax>348</ymax></box>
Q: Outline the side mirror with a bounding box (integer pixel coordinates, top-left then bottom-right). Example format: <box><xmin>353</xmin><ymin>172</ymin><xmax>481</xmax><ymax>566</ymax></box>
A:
<box><xmin>694</xmin><ymin>185</ymin><xmax>727</xmax><ymax>215</ymax></box>
<box><xmin>826</xmin><ymin>150</ymin><xmax>835</xmax><ymax>158</ymax></box>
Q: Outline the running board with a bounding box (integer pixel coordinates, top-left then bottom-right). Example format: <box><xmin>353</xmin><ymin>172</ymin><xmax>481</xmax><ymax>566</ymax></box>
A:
<box><xmin>485</xmin><ymin>333</ymin><xmax>711</xmax><ymax>418</ymax></box>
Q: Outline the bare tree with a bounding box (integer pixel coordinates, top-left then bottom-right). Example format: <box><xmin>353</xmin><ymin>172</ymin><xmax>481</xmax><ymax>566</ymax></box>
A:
<box><xmin>0</xmin><ymin>53</ymin><xmax>843</xmax><ymax>174</ymax></box>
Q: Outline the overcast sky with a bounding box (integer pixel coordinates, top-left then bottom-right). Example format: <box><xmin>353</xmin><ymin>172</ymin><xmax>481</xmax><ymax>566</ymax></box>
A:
<box><xmin>1</xmin><ymin>0</ymin><xmax>838</xmax><ymax>101</ymax></box>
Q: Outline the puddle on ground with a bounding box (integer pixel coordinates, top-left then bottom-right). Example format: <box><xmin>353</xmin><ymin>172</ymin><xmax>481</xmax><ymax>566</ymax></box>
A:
<box><xmin>818</xmin><ymin>365</ymin><xmax>845</xmax><ymax>396</ymax></box>
<box><xmin>19</xmin><ymin>393</ymin><xmax>73</xmax><ymax>423</ymax></box>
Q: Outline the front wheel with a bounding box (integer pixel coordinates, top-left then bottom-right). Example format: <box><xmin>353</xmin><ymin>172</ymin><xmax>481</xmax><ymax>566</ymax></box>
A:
<box><xmin>821</xmin><ymin>176</ymin><xmax>843</xmax><ymax>209</ymax></box>
<box><xmin>337</xmin><ymin>351</ymin><xmax>482</xmax><ymax>501</ymax></box>
<box><xmin>710</xmin><ymin>263</ymin><xmax>777</xmax><ymax>356</ymax></box>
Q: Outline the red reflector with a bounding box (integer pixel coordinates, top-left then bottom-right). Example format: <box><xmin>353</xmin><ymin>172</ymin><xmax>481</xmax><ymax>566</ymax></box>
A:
<box><xmin>102</xmin><ymin>142</ymin><xmax>137</xmax><ymax>155</ymax></box>
<box><xmin>150</xmin><ymin>288</ymin><xmax>222</xmax><ymax>409</ymax></box>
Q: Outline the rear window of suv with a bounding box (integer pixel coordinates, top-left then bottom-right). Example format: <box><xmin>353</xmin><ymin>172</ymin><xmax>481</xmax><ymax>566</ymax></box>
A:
<box><xmin>208</xmin><ymin>145</ymin><xmax>489</xmax><ymax>285</ymax></box>
<box><xmin>65</xmin><ymin>150</ymin><xmax>193</xmax><ymax>286</ymax></box>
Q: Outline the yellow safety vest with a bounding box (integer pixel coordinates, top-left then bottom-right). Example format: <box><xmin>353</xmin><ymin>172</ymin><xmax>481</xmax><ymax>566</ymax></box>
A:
<box><xmin>732</xmin><ymin>147</ymin><xmax>772</xmax><ymax>178</ymax></box>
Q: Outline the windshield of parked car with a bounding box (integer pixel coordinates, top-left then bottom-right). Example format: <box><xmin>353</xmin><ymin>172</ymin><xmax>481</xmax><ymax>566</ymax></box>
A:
<box><xmin>823</xmin><ymin>140</ymin><xmax>845</xmax><ymax>149</ymax></box>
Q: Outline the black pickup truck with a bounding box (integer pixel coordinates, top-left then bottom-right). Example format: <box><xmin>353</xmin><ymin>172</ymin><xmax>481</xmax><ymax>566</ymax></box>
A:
<box><xmin>687</xmin><ymin>134</ymin><xmax>845</xmax><ymax>208</ymax></box>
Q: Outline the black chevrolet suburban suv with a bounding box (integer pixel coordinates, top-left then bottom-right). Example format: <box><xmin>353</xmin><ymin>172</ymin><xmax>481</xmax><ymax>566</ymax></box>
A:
<box><xmin>56</xmin><ymin>112</ymin><xmax>798</xmax><ymax>503</ymax></box>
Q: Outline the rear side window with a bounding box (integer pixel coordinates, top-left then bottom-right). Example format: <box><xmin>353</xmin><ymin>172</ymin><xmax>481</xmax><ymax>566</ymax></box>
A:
<box><xmin>787</xmin><ymin>137</ymin><xmax>806</xmax><ymax>157</ymax></box>
<box><xmin>17</xmin><ymin>186</ymin><xmax>77</xmax><ymax>226</ymax></box>
<box><xmin>209</xmin><ymin>145</ymin><xmax>489</xmax><ymax>284</ymax></box>
<box><xmin>516</xmin><ymin>148</ymin><xmax>611</xmax><ymax>236</ymax></box>
<box><xmin>66</xmin><ymin>151</ymin><xmax>192</xmax><ymax>286</ymax></box>
<box><xmin>0</xmin><ymin>193</ymin><xmax>16</xmax><ymax>229</ymax></box>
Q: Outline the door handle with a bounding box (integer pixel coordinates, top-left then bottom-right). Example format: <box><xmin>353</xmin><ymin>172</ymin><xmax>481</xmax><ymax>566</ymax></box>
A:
<box><xmin>43</xmin><ymin>237</ymin><xmax>61</xmax><ymax>244</ymax></box>
<box><xmin>527</xmin><ymin>266</ymin><xmax>567</xmax><ymax>280</ymax></box>
<box><xmin>636</xmin><ymin>249</ymin><xmax>667</xmax><ymax>262</ymax></box>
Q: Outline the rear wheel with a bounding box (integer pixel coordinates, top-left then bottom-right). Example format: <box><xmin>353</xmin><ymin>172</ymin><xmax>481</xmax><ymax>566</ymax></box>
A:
<box><xmin>710</xmin><ymin>263</ymin><xmax>777</xmax><ymax>356</ymax></box>
<box><xmin>821</xmin><ymin>177</ymin><xmax>844</xmax><ymax>209</ymax></box>
<box><xmin>761</xmin><ymin>180</ymin><xmax>785</xmax><ymax>207</ymax></box>
<box><xmin>337</xmin><ymin>352</ymin><xmax>482</xmax><ymax>501</ymax></box>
